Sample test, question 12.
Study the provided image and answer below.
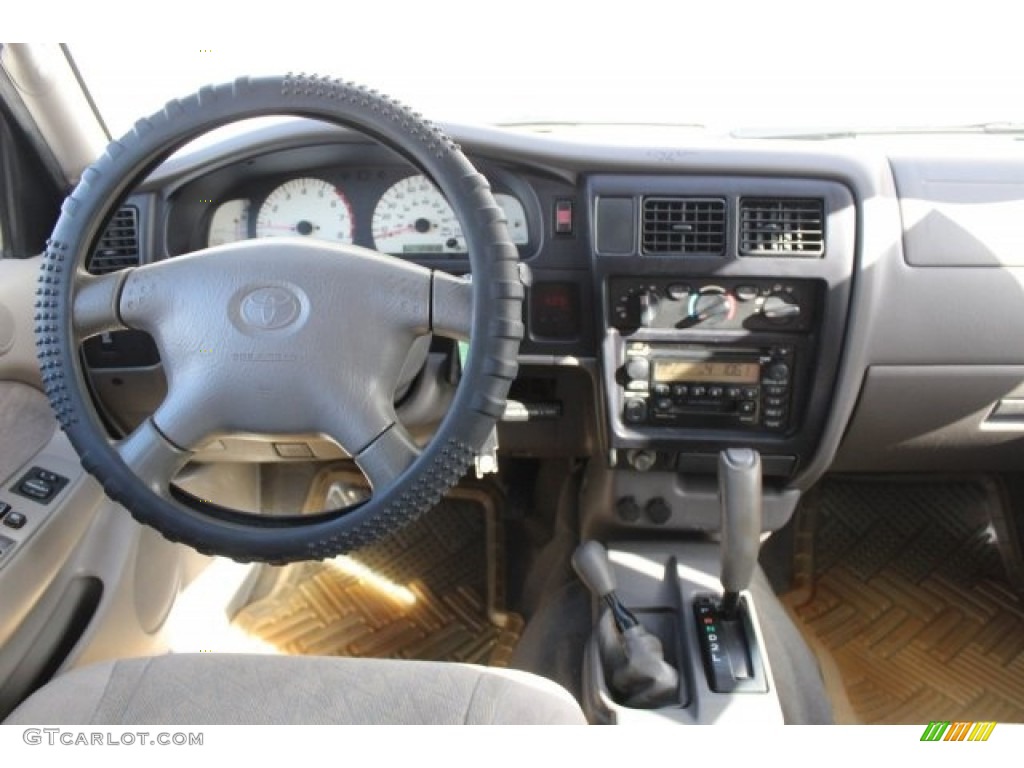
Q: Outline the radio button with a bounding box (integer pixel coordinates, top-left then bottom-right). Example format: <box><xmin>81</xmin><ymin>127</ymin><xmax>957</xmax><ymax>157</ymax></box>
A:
<box><xmin>726</xmin><ymin>386</ymin><xmax>742</xmax><ymax>399</ymax></box>
<box><xmin>764</xmin><ymin>384</ymin><xmax>787</xmax><ymax>397</ymax></box>
<box><xmin>708</xmin><ymin>386</ymin><xmax>724</xmax><ymax>399</ymax></box>
<box><xmin>655</xmin><ymin>398</ymin><xmax>674</xmax><ymax>411</ymax></box>
<box><xmin>625</xmin><ymin>356</ymin><xmax>650</xmax><ymax>382</ymax></box>
<box><xmin>764</xmin><ymin>396</ymin><xmax>788</xmax><ymax>408</ymax></box>
<box><xmin>624</xmin><ymin>399</ymin><xmax>647</xmax><ymax>424</ymax></box>
<box><xmin>742</xmin><ymin>387</ymin><xmax>759</xmax><ymax>399</ymax></box>
<box><xmin>765</xmin><ymin>419</ymin><xmax>785</xmax><ymax>430</ymax></box>
<box><xmin>653</xmin><ymin>383</ymin><xmax>671</xmax><ymax>397</ymax></box>
<box><xmin>691</xmin><ymin>385</ymin><xmax>707</xmax><ymax>398</ymax></box>
<box><xmin>764</xmin><ymin>407</ymin><xmax>786</xmax><ymax>420</ymax></box>
<box><xmin>738</xmin><ymin>401</ymin><xmax>757</xmax><ymax>415</ymax></box>
<box><xmin>671</xmin><ymin>384</ymin><xmax>689</xmax><ymax>398</ymax></box>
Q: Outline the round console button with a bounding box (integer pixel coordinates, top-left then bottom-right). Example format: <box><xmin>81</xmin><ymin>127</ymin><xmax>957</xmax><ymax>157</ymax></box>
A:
<box><xmin>624</xmin><ymin>398</ymin><xmax>647</xmax><ymax>423</ymax></box>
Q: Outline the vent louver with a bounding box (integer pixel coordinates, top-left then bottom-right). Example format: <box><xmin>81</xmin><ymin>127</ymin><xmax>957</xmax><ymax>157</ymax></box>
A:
<box><xmin>739</xmin><ymin>198</ymin><xmax>824</xmax><ymax>256</ymax></box>
<box><xmin>88</xmin><ymin>205</ymin><xmax>140</xmax><ymax>274</ymax></box>
<box><xmin>642</xmin><ymin>197</ymin><xmax>726</xmax><ymax>255</ymax></box>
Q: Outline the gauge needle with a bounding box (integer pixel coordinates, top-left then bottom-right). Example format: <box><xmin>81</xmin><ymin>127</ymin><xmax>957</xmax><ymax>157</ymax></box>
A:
<box><xmin>375</xmin><ymin>225</ymin><xmax>418</xmax><ymax>239</ymax></box>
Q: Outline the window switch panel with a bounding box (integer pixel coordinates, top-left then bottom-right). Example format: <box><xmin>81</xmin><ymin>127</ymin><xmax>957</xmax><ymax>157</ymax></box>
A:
<box><xmin>10</xmin><ymin>466</ymin><xmax>69</xmax><ymax>505</ymax></box>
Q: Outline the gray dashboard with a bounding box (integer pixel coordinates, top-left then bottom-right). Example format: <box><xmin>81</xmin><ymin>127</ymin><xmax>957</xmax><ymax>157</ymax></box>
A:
<box><xmin>79</xmin><ymin>119</ymin><xmax>1024</xmax><ymax>498</ymax></box>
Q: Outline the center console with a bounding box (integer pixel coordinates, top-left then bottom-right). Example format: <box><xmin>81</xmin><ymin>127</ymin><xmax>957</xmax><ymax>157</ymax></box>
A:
<box><xmin>584</xmin><ymin>174</ymin><xmax>856</xmax><ymax>536</ymax></box>
<box><xmin>580</xmin><ymin>540</ymin><xmax>785</xmax><ymax>725</ymax></box>
<box><xmin>575</xmin><ymin>450</ymin><xmax>788</xmax><ymax>725</ymax></box>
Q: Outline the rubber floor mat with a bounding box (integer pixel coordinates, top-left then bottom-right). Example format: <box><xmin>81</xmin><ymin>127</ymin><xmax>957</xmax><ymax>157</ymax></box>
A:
<box><xmin>232</xmin><ymin>482</ymin><xmax>522</xmax><ymax>666</ymax></box>
<box><xmin>783</xmin><ymin>478</ymin><xmax>1024</xmax><ymax>724</ymax></box>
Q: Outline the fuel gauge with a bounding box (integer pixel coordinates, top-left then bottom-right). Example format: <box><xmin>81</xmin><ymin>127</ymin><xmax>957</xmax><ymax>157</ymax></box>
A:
<box><xmin>495</xmin><ymin>193</ymin><xmax>529</xmax><ymax>245</ymax></box>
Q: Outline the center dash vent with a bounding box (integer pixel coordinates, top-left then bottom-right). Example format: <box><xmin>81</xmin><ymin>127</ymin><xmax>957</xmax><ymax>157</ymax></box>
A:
<box><xmin>88</xmin><ymin>205</ymin><xmax>140</xmax><ymax>274</ymax></box>
<box><xmin>642</xmin><ymin>197</ymin><xmax>726</xmax><ymax>255</ymax></box>
<box><xmin>739</xmin><ymin>198</ymin><xmax>824</xmax><ymax>256</ymax></box>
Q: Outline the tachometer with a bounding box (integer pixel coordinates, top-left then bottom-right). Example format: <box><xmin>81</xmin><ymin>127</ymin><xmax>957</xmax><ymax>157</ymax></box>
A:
<box><xmin>207</xmin><ymin>199</ymin><xmax>250</xmax><ymax>246</ymax></box>
<box><xmin>256</xmin><ymin>178</ymin><xmax>353</xmax><ymax>243</ymax></box>
<box><xmin>372</xmin><ymin>175</ymin><xmax>463</xmax><ymax>255</ymax></box>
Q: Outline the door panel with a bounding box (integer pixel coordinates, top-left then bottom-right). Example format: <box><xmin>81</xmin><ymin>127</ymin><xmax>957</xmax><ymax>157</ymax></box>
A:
<box><xmin>0</xmin><ymin>255</ymin><xmax>43</xmax><ymax>388</ymax></box>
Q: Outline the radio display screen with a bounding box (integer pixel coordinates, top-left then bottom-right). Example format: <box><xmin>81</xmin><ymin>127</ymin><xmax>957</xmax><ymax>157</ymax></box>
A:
<box><xmin>654</xmin><ymin>360</ymin><xmax>760</xmax><ymax>384</ymax></box>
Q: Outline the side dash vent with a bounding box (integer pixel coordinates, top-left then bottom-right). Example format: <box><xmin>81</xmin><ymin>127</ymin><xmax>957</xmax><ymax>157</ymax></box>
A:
<box><xmin>642</xmin><ymin>197</ymin><xmax>726</xmax><ymax>255</ymax></box>
<box><xmin>739</xmin><ymin>198</ymin><xmax>824</xmax><ymax>257</ymax></box>
<box><xmin>88</xmin><ymin>205</ymin><xmax>140</xmax><ymax>274</ymax></box>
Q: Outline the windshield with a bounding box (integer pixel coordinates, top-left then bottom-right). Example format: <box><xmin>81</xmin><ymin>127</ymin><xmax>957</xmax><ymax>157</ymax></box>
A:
<box><xmin>70</xmin><ymin>5</ymin><xmax>1024</xmax><ymax>138</ymax></box>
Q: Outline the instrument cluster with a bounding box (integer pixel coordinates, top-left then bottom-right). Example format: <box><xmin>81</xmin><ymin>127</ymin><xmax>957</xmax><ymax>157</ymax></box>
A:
<box><xmin>200</xmin><ymin>170</ymin><xmax>530</xmax><ymax>257</ymax></box>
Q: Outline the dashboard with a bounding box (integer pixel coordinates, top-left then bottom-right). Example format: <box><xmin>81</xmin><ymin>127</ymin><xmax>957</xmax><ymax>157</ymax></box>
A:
<box><xmin>80</xmin><ymin>118</ymin><xmax>1024</xmax><ymax>536</ymax></box>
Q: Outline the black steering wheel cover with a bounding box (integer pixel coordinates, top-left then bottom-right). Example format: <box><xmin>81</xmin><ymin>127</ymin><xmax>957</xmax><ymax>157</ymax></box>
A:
<box><xmin>36</xmin><ymin>75</ymin><xmax>523</xmax><ymax>562</ymax></box>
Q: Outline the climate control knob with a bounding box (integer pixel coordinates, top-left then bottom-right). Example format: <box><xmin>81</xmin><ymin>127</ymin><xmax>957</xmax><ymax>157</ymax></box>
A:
<box><xmin>688</xmin><ymin>289</ymin><xmax>735</xmax><ymax>326</ymax></box>
<box><xmin>762</xmin><ymin>293</ymin><xmax>801</xmax><ymax>323</ymax></box>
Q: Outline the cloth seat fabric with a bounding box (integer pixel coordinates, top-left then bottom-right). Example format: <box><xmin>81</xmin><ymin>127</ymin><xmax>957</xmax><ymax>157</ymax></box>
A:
<box><xmin>4</xmin><ymin>653</ymin><xmax>587</xmax><ymax>725</ymax></box>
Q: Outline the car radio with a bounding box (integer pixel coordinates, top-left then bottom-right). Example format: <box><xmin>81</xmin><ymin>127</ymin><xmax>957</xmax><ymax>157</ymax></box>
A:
<box><xmin>620</xmin><ymin>343</ymin><xmax>794</xmax><ymax>431</ymax></box>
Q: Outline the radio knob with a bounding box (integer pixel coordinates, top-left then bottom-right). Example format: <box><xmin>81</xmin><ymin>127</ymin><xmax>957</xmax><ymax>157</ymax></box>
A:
<box><xmin>762</xmin><ymin>293</ymin><xmax>801</xmax><ymax>323</ymax></box>
<box><xmin>625</xmin><ymin>356</ymin><xmax>650</xmax><ymax>382</ymax></box>
<box><xmin>765</xmin><ymin>362</ymin><xmax>791</xmax><ymax>382</ymax></box>
<box><xmin>623</xmin><ymin>398</ymin><xmax>647</xmax><ymax>424</ymax></box>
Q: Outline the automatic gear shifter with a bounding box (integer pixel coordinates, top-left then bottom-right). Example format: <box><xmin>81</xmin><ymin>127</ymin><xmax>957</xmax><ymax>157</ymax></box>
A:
<box><xmin>718</xmin><ymin>448</ymin><xmax>763</xmax><ymax>618</ymax></box>
<box><xmin>573</xmin><ymin>541</ymin><xmax>679</xmax><ymax>708</ymax></box>
<box><xmin>691</xmin><ymin>448</ymin><xmax>769</xmax><ymax>693</ymax></box>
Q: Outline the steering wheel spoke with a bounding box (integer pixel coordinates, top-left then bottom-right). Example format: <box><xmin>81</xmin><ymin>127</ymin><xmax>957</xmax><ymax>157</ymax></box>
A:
<box><xmin>431</xmin><ymin>270</ymin><xmax>472</xmax><ymax>341</ymax></box>
<box><xmin>354</xmin><ymin>422</ymin><xmax>422</xmax><ymax>492</ymax></box>
<box><xmin>116</xmin><ymin>419</ymin><xmax>193</xmax><ymax>498</ymax></box>
<box><xmin>73</xmin><ymin>271</ymin><xmax>129</xmax><ymax>338</ymax></box>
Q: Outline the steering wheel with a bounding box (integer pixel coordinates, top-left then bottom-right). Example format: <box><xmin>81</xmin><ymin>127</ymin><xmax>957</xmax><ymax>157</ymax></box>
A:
<box><xmin>36</xmin><ymin>75</ymin><xmax>523</xmax><ymax>563</ymax></box>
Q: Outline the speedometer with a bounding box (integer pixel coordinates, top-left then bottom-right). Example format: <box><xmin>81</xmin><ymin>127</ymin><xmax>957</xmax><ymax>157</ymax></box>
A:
<box><xmin>372</xmin><ymin>175</ymin><xmax>463</xmax><ymax>255</ymax></box>
<box><xmin>256</xmin><ymin>178</ymin><xmax>353</xmax><ymax>243</ymax></box>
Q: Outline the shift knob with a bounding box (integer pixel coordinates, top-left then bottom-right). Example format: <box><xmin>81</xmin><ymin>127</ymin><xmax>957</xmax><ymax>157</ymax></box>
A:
<box><xmin>576</xmin><ymin>540</ymin><xmax>680</xmax><ymax>708</ymax></box>
<box><xmin>719</xmin><ymin>448</ymin><xmax>763</xmax><ymax>616</ymax></box>
<box><xmin>572</xmin><ymin>540</ymin><xmax>618</xmax><ymax>598</ymax></box>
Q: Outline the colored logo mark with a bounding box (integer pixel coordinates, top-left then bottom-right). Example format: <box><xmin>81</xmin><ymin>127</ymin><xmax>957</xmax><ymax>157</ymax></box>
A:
<box><xmin>920</xmin><ymin>721</ymin><xmax>996</xmax><ymax>742</ymax></box>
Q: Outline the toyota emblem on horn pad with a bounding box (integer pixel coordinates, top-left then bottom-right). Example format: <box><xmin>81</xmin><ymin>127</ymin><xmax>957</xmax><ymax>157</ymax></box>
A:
<box><xmin>240</xmin><ymin>287</ymin><xmax>301</xmax><ymax>330</ymax></box>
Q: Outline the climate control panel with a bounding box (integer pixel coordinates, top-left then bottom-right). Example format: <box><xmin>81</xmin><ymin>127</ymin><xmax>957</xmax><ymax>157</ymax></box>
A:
<box><xmin>608</xmin><ymin>277</ymin><xmax>815</xmax><ymax>333</ymax></box>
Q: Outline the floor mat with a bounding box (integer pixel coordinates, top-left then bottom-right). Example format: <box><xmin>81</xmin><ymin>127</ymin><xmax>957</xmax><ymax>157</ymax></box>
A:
<box><xmin>232</xmin><ymin>479</ymin><xmax>522</xmax><ymax>666</ymax></box>
<box><xmin>783</xmin><ymin>478</ymin><xmax>1024</xmax><ymax>724</ymax></box>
